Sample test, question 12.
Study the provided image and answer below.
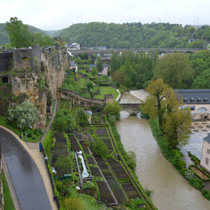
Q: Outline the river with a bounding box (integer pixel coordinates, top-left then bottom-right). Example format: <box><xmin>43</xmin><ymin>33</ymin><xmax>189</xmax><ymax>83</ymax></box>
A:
<box><xmin>116</xmin><ymin>90</ymin><xmax>210</xmax><ymax>210</ymax></box>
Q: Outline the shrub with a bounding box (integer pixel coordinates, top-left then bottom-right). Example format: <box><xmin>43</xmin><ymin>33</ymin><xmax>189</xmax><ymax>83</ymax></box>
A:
<box><xmin>202</xmin><ymin>190</ymin><xmax>210</xmax><ymax>200</ymax></box>
<box><xmin>55</xmin><ymin>181</ymin><xmax>63</xmax><ymax>192</ymax></box>
<box><xmin>145</xmin><ymin>187</ymin><xmax>154</xmax><ymax>197</ymax></box>
<box><xmin>188</xmin><ymin>178</ymin><xmax>204</xmax><ymax>190</ymax></box>
<box><xmin>61</xmin><ymin>197</ymin><xmax>85</xmax><ymax>210</ymax></box>
<box><xmin>185</xmin><ymin>169</ymin><xmax>195</xmax><ymax>180</ymax></box>
<box><xmin>84</xmin><ymin>138</ymin><xmax>90</xmax><ymax>146</ymax></box>
<box><xmin>127</xmin><ymin>151</ymin><xmax>137</xmax><ymax>171</ymax></box>
<box><xmin>42</xmin><ymin>129</ymin><xmax>52</xmax><ymax>157</ymax></box>
<box><xmin>93</xmin><ymin>139</ymin><xmax>108</xmax><ymax>157</ymax></box>
<box><xmin>108</xmin><ymin>115</ymin><xmax>116</xmax><ymax>126</ymax></box>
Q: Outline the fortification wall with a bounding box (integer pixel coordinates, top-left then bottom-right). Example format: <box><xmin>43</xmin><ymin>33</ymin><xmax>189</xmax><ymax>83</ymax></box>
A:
<box><xmin>8</xmin><ymin>44</ymin><xmax>69</xmax><ymax>129</ymax></box>
<box><xmin>0</xmin><ymin>52</ymin><xmax>13</xmax><ymax>72</ymax></box>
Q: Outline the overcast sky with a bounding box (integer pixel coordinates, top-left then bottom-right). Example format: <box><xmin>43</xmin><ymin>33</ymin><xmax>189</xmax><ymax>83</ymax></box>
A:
<box><xmin>0</xmin><ymin>0</ymin><xmax>209</xmax><ymax>30</ymax></box>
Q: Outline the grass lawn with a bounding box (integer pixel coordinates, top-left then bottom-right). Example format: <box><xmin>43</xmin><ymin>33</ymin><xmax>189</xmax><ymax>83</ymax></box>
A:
<box><xmin>94</xmin><ymin>86</ymin><xmax>118</xmax><ymax>100</ymax></box>
<box><xmin>78</xmin><ymin>69</ymin><xmax>92</xmax><ymax>77</ymax></box>
<box><xmin>2</xmin><ymin>171</ymin><xmax>15</xmax><ymax>210</ymax></box>
<box><xmin>80</xmin><ymin>93</ymin><xmax>91</xmax><ymax>98</ymax></box>
<box><xmin>78</xmin><ymin>78</ymin><xmax>87</xmax><ymax>89</ymax></box>
<box><xmin>0</xmin><ymin>116</ymin><xmax>41</xmax><ymax>143</ymax></box>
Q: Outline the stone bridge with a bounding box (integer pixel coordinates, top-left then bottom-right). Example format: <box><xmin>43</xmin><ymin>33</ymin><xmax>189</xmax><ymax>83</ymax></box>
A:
<box><xmin>58</xmin><ymin>88</ymin><xmax>113</xmax><ymax>108</ymax></box>
<box><xmin>70</xmin><ymin>48</ymin><xmax>201</xmax><ymax>57</ymax></box>
<box><xmin>120</xmin><ymin>103</ymin><xmax>141</xmax><ymax>115</ymax></box>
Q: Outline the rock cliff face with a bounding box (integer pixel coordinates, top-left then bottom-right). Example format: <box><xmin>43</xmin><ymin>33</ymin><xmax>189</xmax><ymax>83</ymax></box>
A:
<box><xmin>4</xmin><ymin>44</ymin><xmax>70</xmax><ymax>129</ymax></box>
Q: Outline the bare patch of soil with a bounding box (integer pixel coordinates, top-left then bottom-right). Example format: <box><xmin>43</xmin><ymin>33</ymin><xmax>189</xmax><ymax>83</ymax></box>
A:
<box><xmin>191</xmin><ymin>166</ymin><xmax>209</xmax><ymax>180</ymax></box>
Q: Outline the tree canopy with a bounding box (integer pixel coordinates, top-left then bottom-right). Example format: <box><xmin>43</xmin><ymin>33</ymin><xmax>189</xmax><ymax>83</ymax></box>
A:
<box><xmin>153</xmin><ymin>52</ymin><xmax>194</xmax><ymax>89</ymax></box>
<box><xmin>104</xmin><ymin>101</ymin><xmax>121</xmax><ymax>120</ymax></box>
<box><xmin>6</xmin><ymin>17</ymin><xmax>32</xmax><ymax>48</ymax></box>
<box><xmin>7</xmin><ymin>100</ymin><xmax>39</xmax><ymax>129</ymax></box>
<box><xmin>143</xmin><ymin>79</ymin><xmax>191</xmax><ymax>149</ymax></box>
<box><xmin>52</xmin><ymin>109</ymin><xmax>73</xmax><ymax>132</ymax></box>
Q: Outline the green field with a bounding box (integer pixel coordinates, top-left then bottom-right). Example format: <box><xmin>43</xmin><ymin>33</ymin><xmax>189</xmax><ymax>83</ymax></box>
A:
<box><xmin>94</xmin><ymin>86</ymin><xmax>118</xmax><ymax>100</ymax></box>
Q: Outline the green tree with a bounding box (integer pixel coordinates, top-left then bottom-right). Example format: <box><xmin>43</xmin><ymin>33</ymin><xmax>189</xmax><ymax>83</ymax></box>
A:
<box><xmin>52</xmin><ymin>109</ymin><xmax>73</xmax><ymax>132</ymax></box>
<box><xmin>91</xmin><ymin>67</ymin><xmax>98</xmax><ymax>76</ymax></box>
<box><xmin>143</xmin><ymin>79</ymin><xmax>191</xmax><ymax>149</ymax></box>
<box><xmin>153</xmin><ymin>52</ymin><xmax>194</xmax><ymax>89</ymax></box>
<box><xmin>77</xmin><ymin>110</ymin><xmax>89</xmax><ymax>127</ymax></box>
<box><xmin>104</xmin><ymin>101</ymin><xmax>121</xmax><ymax>120</ymax></box>
<box><xmin>93</xmin><ymin>139</ymin><xmax>108</xmax><ymax>157</ymax></box>
<box><xmin>6</xmin><ymin>17</ymin><xmax>32</xmax><ymax>48</ymax></box>
<box><xmin>7</xmin><ymin>100</ymin><xmax>39</xmax><ymax>129</ymax></box>
<box><xmin>87</xmin><ymin>81</ymin><xmax>93</xmax><ymax>91</ymax></box>
<box><xmin>53</xmin><ymin>154</ymin><xmax>72</xmax><ymax>175</ymax></box>
<box><xmin>96</xmin><ymin>56</ymin><xmax>103</xmax><ymax>72</ymax></box>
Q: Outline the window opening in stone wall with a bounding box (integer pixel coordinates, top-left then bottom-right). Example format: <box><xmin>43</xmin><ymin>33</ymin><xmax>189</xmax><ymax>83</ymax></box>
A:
<box><xmin>22</xmin><ymin>57</ymin><xmax>29</xmax><ymax>60</ymax></box>
<box><xmin>183</xmin><ymin>98</ymin><xmax>187</xmax><ymax>102</ymax></box>
<box><xmin>205</xmin><ymin>157</ymin><xmax>209</xmax><ymax>165</ymax></box>
<box><xmin>204</xmin><ymin>98</ymin><xmax>208</xmax><ymax>102</ymax></box>
<box><xmin>190</xmin><ymin>98</ymin><xmax>194</xmax><ymax>102</ymax></box>
<box><xmin>207</xmin><ymin>148</ymin><xmax>210</xmax><ymax>154</ymax></box>
<box><xmin>197</xmin><ymin>98</ymin><xmax>201</xmax><ymax>102</ymax></box>
<box><xmin>2</xmin><ymin>77</ymin><xmax>8</xmax><ymax>83</ymax></box>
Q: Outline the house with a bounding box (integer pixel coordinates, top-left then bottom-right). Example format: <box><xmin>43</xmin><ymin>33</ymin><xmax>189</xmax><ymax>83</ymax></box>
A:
<box><xmin>89</xmin><ymin>64</ymin><xmax>96</xmax><ymax>70</ymax></box>
<box><xmin>200</xmin><ymin>134</ymin><xmax>210</xmax><ymax>172</ymax></box>
<box><xmin>175</xmin><ymin>89</ymin><xmax>210</xmax><ymax>120</ymax></box>
<box><xmin>69</xmin><ymin>60</ymin><xmax>78</xmax><ymax>72</ymax></box>
<box><xmin>68</xmin><ymin>42</ymin><xmax>80</xmax><ymax>51</ymax></box>
<box><xmin>98</xmin><ymin>46</ymin><xmax>106</xmax><ymax>50</ymax></box>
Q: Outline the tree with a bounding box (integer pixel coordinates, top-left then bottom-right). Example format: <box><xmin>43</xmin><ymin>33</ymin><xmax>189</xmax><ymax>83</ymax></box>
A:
<box><xmin>93</xmin><ymin>139</ymin><xmax>108</xmax><ymax>157</ymax></box>
<box><xmin>77</xmin><ymin>110</ymin><xmax>89</xmax><ymax>127</ymax></box>
<box><xmin>6</xmin><ymin>17</ymin><xmax>32</xmax><ymax>48</ymax></box>
<box><xmin>143</xmin><ymin>79</ymin><xmax>192</xmax><ymax>149</ymax></box>
<box><xmin>153</xmin><ymin>52</ymin><xmax>194</xmax><ymax>89</ymax></box>
<box><xmin>104</xmin><ymin>101</ymin><xmax>122</xmax><ymax>120</ymax></box>
<box><xmin>53</xmin><ymin>154</ymin><xmax>72</xmax><ymax>175</ymax></box>
<box><xmin>7</xmin><ymin>100</ymin><xmax>39</xmax><ymax>129</ymax></box>
<box><xmin>91</xmin><ymin>67</ymin><xmax>98</xmax><ymax>76</ymax></box>
<box><xmin>96</xmin><ymin>56</ymin><xmax>103</xmax><ymax>72</ymax></box>
<box><xmin>87</xmin><ymin>81</ymin><xmax>93</xmax><ymax>91</ymax></box>
<box><xmin>52</xmin><ymin>109</ymin><xmax>73</xmax><ymax>132</ymax></box>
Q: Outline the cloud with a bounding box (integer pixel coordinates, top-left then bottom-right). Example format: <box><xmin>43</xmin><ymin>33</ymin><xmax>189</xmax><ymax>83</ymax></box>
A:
<box><xmin>0</xmin><ymin>0</ymin><xmax>210</xmax><ymax>30</ymax></box>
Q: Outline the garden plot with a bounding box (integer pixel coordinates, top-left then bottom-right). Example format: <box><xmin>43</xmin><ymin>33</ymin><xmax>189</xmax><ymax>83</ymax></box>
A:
<box><xmin>106</xmin><ymin>176</ymin><xmax>127</xmax><ymax>204</ymax></box>
<box><xmin>80</xmin><ymin>142</ymin><xmax>90</xmax><ymax>154</ymax></box>
<box><xmin>90</xmin><ymin>167</ymin><xmax>101</xmax><ymax>177</ymax></box>
<box><xmin>121</xmin><ymin>181</ymin><xmax>139</xmax><ymax>200</ymax></box>
<box><xmin>91</xmin><ymin>114</ymin><xmax>103</xmax><ymax>125</ymax></box>
<box><xmin>101</xmin><ymin>138</ymin><xmax>114</xmax><ymax>153</ymax></box>
<box><xmin>96</xmin><ymin>128</ymin><xmax>108</xmax><ymax>136</ymax></box>
<box><xmin>74</xmin><ymin>131</ymin><xmax>84</xmax><ymax>141</ymax></box>
<box><xmin>55</xmin><ymin>134</ymin><xmax>66</xmax><ymax>143</ymax></box>
<box><xmin>94</xmin><ymin>156</ymin><xmax>127</xmax><ymax>203</ymax></box>
<box><xmin>69</xmin><ymin>137</ymin><xmax>81</xmax><ymax>151</ymax></box>
<box><xmin>96</xmin><ymin>181</ymin><xmax>116</xmax><ymax>204</ymax></box>
<box><xmin>107</xmin><ymin>158</ymin><xmax>129</xmax><ymax>179</ymax></box>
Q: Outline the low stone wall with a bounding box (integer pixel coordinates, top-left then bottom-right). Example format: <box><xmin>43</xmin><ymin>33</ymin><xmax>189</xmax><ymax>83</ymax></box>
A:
<box><xmin>59</xmin><ymin>88</ymin><xmax>106</xmax><ymax>106</ymax></box>
<box><xmin>0</xmin><ymin>144</ymin><xmax>4</xmax><ymax>210</ymax></box>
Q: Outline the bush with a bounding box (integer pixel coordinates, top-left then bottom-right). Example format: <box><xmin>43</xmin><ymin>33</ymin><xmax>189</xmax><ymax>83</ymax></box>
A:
<box><xmin>108</xmin><ymin>115</ymin><xmax>116</xmax><ymax>126</ymax></box>
<box><xmin>145</xmin><ymin>187</ymin><xmax>154</xmax><ymax>197</ymax></box>
<box><xmin>61</xmin><ymin>197</ymin><xmax>84</xmax><ymax>210</ymax></box>
<box><xmin>55</xmin><ymin>181</ymin><xmax>63</xmax><ymax>192</ymax></box>
<box><xmin>185</xmin><ymin>169</ymin><xmax>195</xmax><ymax>180</ymax></box>
<box><xmin>42</xmin><ymin>129</ymin><xmax>52</xmax><ymax>157</ymax></box>
<box><xmin>127</xmin><ymin>151</ymin><xmax>137</xmax><ymax>171</ymax></box>
<box><xmin>188</xmin><ymin>178</ymin><xmax>204</xmax><ymax>190</ymax></box>
<box><xmin>202</xmin><ymin>190</ymin><xmax>210</xmax><ymax>200</ymax></box>
<box><xmin>93</xmin><ymin>139</ymin><xmax>108</xmax><ymax>157</ymax></box>
<box><xmin>32</xmin><ymin>134</ymin><xmax>37</xmax><ymax>139</ymax></box>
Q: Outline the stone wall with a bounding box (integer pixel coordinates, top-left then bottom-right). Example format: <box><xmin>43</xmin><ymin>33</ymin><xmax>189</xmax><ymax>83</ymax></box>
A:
<box><xmin>0</xmin><ymin>52</ymin><xmax>13</xmax><ymax>72</ymax></box>
<box><xmin>7</xmin><ymin>44</ymin><xmax>70</xmax><ymax>129</ymax></box>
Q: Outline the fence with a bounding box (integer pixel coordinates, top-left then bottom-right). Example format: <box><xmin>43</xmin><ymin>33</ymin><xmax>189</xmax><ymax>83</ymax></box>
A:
<box><xmin>41</xmin><ymin>144</ymin><xmax>61</xmax><ymax>209</ymax></box>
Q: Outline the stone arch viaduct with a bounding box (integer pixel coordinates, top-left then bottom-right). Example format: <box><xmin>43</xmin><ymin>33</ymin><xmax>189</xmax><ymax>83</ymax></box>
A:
<box><xmin>70</xmin><ymin>48</ymin><xmax>201</xmax><ymax>58</ymax></box>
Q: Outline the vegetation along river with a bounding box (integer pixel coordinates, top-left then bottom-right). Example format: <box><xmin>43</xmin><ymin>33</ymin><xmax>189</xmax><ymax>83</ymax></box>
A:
<box><xmin>116</xmin><ymin>91</ymin><xmax>210</xmax><ymax>210</ymax></box>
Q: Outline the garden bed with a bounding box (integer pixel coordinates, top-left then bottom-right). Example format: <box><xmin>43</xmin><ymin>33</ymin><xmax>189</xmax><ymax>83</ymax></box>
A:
<box><xmin>121</xmin><ymin>181</ymin><xmax>139</xmax><ymax>200</ymax></box>
<box><xmin>69</xmin><ymin>137</ymin><xmax>81</xmax><ymax>151</ymax></box>
<box><xmin>190</xmin><ymin>165</ymin><xmax>210</xmax><ymax>181</ymax></box>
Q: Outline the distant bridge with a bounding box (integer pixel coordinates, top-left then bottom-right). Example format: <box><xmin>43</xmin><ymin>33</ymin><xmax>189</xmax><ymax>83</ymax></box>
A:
<box><xmin>69</xmin><ymin>48</ymin><xmax>201</xmax><ymax>57</ymax></box>
<box><xmin>120</xmin><ymin>103</ymin><xmax>141</xmax><ymax>115</ymax></box>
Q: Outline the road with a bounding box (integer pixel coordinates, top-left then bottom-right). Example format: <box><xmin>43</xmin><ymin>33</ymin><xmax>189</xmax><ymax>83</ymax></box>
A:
<box><xmin>0</xmin><ymin>127</ymin><xmax>52</xmax><ymax>210</ymax></box>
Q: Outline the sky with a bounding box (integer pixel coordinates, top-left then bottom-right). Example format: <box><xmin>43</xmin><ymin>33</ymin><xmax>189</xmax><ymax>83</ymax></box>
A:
<box><xmin>0</xmin><ymin>0</ymin><xmax>210</xmax><ymax>31</ymax></box>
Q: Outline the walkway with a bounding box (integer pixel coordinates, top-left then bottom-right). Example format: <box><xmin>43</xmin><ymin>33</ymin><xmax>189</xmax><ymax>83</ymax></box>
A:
<box><xmin>0</xmin><ymin>127</ymin><xmax>52</xmax><ymax>210</ymax></box>
<box><xmin>0</xmin><ymin>99</ymin><xmax>59</xmax><ymax>210</ymax></box>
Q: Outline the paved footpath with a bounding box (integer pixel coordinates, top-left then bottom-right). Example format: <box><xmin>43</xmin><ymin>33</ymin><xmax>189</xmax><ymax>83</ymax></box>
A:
<box><xmin>0</xmin><ymin>99</ymin><xmax>59</xmax><ymax>210</ymax></box>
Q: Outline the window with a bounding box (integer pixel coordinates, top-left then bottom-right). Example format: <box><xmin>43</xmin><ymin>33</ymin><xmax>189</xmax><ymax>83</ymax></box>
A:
<box><xmin>197</xmin><ymin>98</ymin><xmax>201</xmax><ymax>102</ymax></box>
<box><xmin>204</xmin><ymin>98</ymin><xmax>208</xmax><ymax>102</ymax></box>
<box><xmin>184</xmin><ymin>98</ymin><xmax>187</xmax><ymax>102</ymax></box>
<box><xmin>205</xmin><ymin>157</ymin><xmax>209</xmax><ymax>165</ymax></box>
<box><xmin>207</xmin><ymin>149</ymin><xmax>210</xmax><ymax>154</ymax></box>
<box><xmin>190</xmin><ymin>98</ymin><xmax>194</xmax><ymax>102</ymax></box>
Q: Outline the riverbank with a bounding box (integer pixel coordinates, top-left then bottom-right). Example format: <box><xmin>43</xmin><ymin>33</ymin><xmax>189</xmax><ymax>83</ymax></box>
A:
<box><xmin>116</xmin><ymin>111</ymin><xmax>210</xmax><ymax>210</ymax></box>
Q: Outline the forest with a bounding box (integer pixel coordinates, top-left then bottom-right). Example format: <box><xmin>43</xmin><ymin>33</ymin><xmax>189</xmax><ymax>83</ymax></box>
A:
<box><xmin>53</xmin><ymin>22</ymin><xmax>210</xmax><ymax>49</ymax></box>
<box><xmin>110</xmin><ymin>50</ymin><xmax>210</xmax><ymax>90</ymax></box>
<box><xmin>1</xmin><ymin>21</ymin><xmax>210</xmax><ymax>49</ymax></box>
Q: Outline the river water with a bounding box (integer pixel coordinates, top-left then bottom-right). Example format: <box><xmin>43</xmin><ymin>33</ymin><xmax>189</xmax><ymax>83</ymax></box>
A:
<box><xmin>116</xmin><ymin>90</ymin><xmax>210</xmax><ymax>210</ymax></box>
